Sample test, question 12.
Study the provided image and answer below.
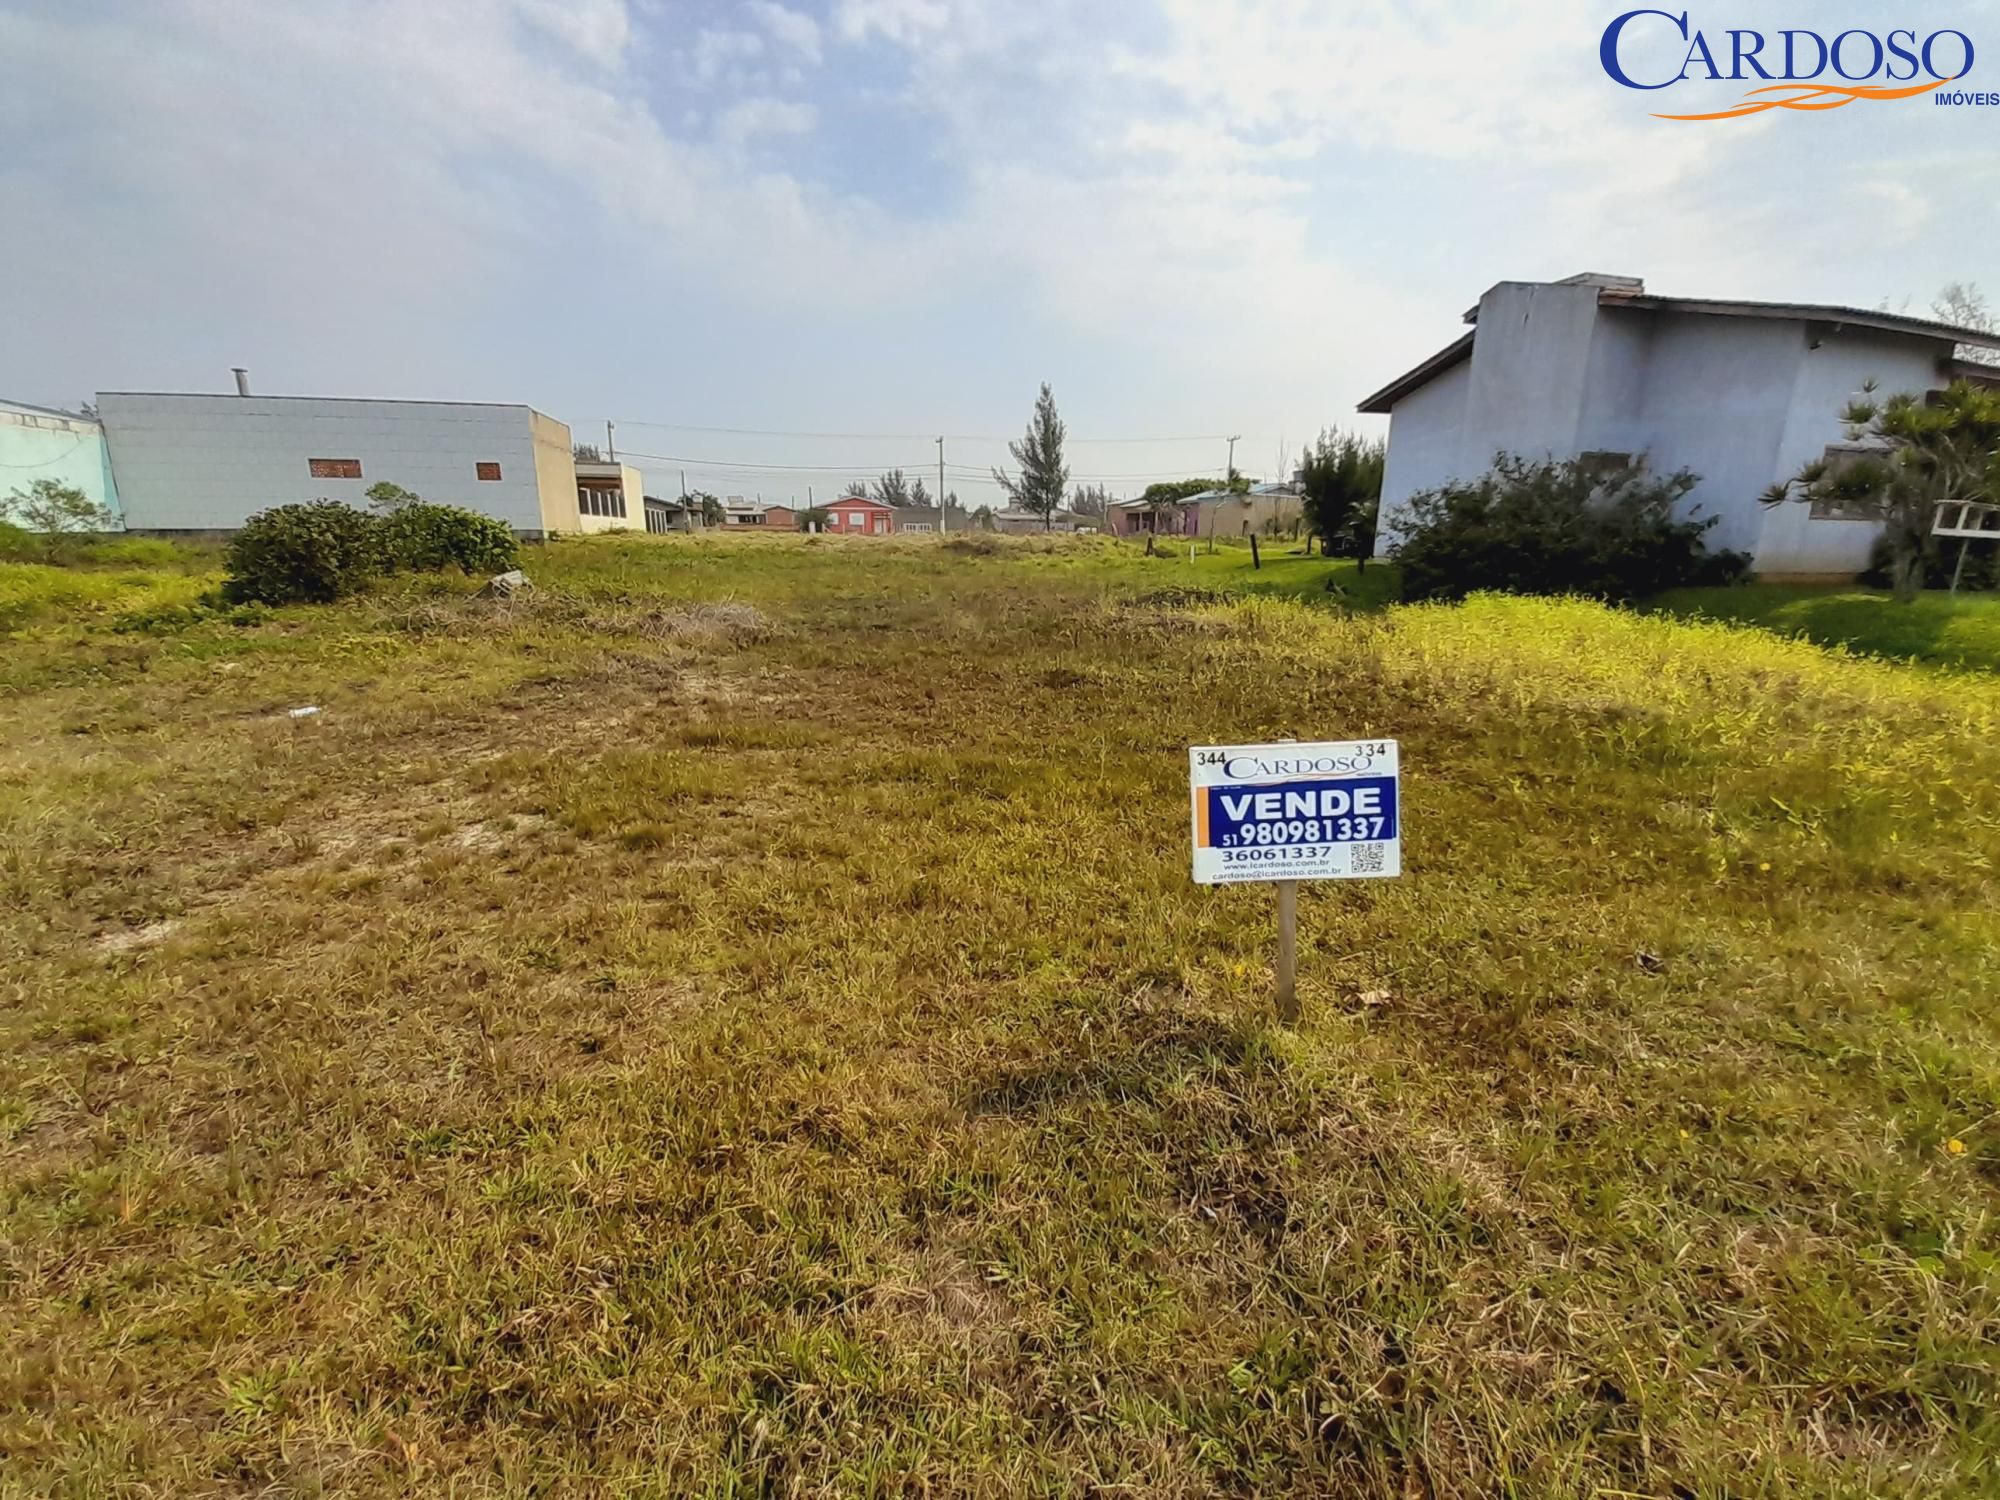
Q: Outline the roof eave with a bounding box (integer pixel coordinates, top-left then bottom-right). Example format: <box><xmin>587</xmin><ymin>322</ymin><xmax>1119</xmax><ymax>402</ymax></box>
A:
<box><xmin>1356</xmin><ymin>330</ymin><xmax>1476</xmax><ymax>415</ymax></box>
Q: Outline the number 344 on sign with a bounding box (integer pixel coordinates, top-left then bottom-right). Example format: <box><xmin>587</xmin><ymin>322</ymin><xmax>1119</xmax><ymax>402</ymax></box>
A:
<box><xmin>1188</xmin><ymin>739</ymin><xmax>1401</xmax><ymax>885</ymax></box>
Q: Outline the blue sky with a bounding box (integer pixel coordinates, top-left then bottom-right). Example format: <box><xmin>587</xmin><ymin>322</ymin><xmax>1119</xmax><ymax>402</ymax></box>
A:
<box><xmin>3</xmin><ymin>0</ymin><xmax>1996</xmax><ymax>504</ymax></box>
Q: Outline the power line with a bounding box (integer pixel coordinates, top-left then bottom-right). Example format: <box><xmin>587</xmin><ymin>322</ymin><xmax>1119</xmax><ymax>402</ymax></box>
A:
<box><xmin>611</xmin><ymin>417</ymin><xmax>1240</xmax><ymax>445</ymax></box>
<box><xmin>620</xmin><ymin>446</ymin><xmax>1234</xmax><ymax>487</ymax></box>
<box><xmin>614</xmin><ymin>447</ymin><xmax>933</xmax><ymax>474</ymax></box>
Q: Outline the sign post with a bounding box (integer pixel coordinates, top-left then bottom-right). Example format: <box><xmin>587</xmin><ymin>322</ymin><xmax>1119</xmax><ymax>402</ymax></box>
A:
<box><xmin>1189</xmin><ymin>739</ymin><xmax>1401</xmax><ymax>1023</ymax></box>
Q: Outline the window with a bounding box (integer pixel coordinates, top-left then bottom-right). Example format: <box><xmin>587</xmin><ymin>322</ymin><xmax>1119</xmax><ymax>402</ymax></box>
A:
<box><xmin>1808</xmin><ymin>444</ymin><xmax>1887</xmax><ymax>521</ymax></box>
<box><xmin>309</xmin><ymin>458</ymin><xmax>363</xmax><ymax>479</ymax></box>
<box><xmin>476</xmin><ymin>462</ymin><xmax>502</xmax><ymax>481</ymax></box>
<box><xmin>1577</xmin><ymin>450</ymin><xmax>1632</xmax><ymax>480</ymax></box>
<box><xmin>577</xmin><ymin>485</ymin><xmax>626</xmax><ymax>518</ymax></box>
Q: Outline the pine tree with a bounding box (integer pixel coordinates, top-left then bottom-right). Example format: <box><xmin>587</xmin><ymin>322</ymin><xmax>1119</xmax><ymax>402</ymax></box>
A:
<box><xmin>991</xmin><ymin>383</ymin><xmax>1069</xmax><ymax>527</ymax></box>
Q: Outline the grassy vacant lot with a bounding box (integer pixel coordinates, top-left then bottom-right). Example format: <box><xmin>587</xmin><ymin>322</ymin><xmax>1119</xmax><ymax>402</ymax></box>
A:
<box><xmin>3</xmin><ymin>532</ymin><xmax>1998</xmax><ymax>1497</ymax></box>
<box><xmin>1655</xmin><ymin>583</ymin><xmax>2000</xmax><ymax>674</ymax></box>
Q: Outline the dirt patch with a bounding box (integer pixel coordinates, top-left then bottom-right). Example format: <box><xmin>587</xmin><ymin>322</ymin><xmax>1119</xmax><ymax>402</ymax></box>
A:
<box><xmin>611</xmin><ymin>601</ymin><xmax>775</xmax><ymax>644</ymax></box>
<box><xmin>91</xmin><ymin>919</ymin><xmax>182</xmax><ymax>954</ymax></box>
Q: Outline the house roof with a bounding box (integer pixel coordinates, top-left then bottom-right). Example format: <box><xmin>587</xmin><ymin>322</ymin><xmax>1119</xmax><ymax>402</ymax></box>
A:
<box><xmin>1</xmin><ymin>397</ymin><xmax>97</xmax><ymax>422</ymax></box>
<box><xmin>1356</xmin><ymin>282</ymin><xmax>2000</xmax><ymax>415</ymax></box>
<box><xmin>829</xmin><ymin>494</ymin><xmax>894</xmax><ymax>508</ymax></box>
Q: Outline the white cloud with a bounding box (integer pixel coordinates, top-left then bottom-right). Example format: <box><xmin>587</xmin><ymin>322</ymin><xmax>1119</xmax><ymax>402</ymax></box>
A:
<box><xmin>746</xmin><ymin>0</ymin><xmax>821</xmax><ymax>65</ymax></box>
<box><xmin>835</xmin><ymin>0</ymin><xmax>949</xmax><ymax>46</ymax></box>
<box><xmin>717</xmin><ymin>96</ymin><xmax>817</xmax><ymax>147</ymax></box>
<box><xmin>691</xmin><ymin>27</ymin><xmax>764</xmax><ymax>83</ymax></box>
<box><xmin>509</xmin><ymin>0</ymin><xmax>632</xmax><ymax>67</ymax></box>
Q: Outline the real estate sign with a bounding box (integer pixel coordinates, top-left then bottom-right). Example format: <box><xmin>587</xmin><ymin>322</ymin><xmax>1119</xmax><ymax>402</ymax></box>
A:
<box><xmin>1189</xmin><ymin>739</ymin><xmax>1400</xmax><ymax>885</ymax></box>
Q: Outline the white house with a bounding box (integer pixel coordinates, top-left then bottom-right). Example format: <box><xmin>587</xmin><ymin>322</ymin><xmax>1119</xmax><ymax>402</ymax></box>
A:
<box><xmin>573</xmin><ymin>459</ymin><xmax>644</xmax><ymax>532</ymax></box>
<box><xmin>0</xmin><ymin>399</ymin><xmax>120</xmax><ymax>523</ymax></box>
<box><xmin>1359</xmin><ymin>274</ymin><xmax>2000</xmax><ymax>578</ymax></box>
<box><xmin>97</xmin><ymin>390</ymin><xmax>582</xmax><ymax>537</ymax></box>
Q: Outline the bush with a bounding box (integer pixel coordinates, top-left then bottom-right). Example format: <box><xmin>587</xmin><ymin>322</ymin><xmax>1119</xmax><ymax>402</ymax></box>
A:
<box><xmin>377</xmin><ymin>502</ymin><xmax>518</xmax><ymax>575</ymax></box>
<box><xmin>222</xmin><ymin>501</ymin><xmax>382</xmax><ymax>605</ymax></box>
<box><xmin>1392</xmin><ymin>454</ymin><xmax>1749</xmax><ymax>605</ymax></box>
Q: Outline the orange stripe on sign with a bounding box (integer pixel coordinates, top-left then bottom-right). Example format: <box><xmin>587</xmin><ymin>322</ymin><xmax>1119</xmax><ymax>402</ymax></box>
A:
<box><xmin>1195</xmin><ymin>787</ymin><xmax>1211</xmax><ymax>847</ymax></box>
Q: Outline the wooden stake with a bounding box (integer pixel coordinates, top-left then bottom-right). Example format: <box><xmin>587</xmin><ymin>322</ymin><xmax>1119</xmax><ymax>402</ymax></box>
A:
<box><xmin>1275</xmin><ymin>880</ymin><xmax>1298</xmax><ymax>1023</ymax></box>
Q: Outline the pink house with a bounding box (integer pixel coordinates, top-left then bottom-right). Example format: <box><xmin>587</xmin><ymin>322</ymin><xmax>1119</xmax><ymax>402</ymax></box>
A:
<box><xmin>825</xmin><ymin>495</ymin><xmax>896</xmax><ymax>536</ymax></box>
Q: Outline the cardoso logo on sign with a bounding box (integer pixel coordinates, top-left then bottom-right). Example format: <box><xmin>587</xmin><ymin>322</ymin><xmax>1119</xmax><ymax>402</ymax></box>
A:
<box><xmin>1601</xmin><ymin>11</ymin><xmax>1983</xmax><ymax>119</ymax></box>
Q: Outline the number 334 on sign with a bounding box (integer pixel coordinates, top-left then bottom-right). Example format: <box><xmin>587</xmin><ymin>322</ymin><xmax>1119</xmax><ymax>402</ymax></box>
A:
<box><xmin>1188</xmin><ymin>740</ymin><xmax>1401</xmax><ymax>885</ymax></box>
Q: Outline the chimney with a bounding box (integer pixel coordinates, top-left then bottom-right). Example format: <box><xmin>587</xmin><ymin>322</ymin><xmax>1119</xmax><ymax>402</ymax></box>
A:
<box><xmin>231</xmin><ymin>367</ymin><xmax>251</xmax><ymax>396</ymax></box>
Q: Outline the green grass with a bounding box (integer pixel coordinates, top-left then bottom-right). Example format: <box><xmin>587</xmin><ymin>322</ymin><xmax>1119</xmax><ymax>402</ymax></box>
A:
<box><xmin>1655</xmin><ymin>582</ymin><xmax>2000</xmax><ymax>673</ymax></box>
<box><xmin>3</xmin><ymin>531</ymin><xmax>1999</xmax><ymax>1495</ymax></box>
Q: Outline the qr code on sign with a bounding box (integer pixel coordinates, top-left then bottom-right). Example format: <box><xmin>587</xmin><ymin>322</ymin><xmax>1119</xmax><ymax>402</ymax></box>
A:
<box><xmin>1351</xmin><ymin>842</ymin><xmax>1387</xmax><ymax>874</ymax></box>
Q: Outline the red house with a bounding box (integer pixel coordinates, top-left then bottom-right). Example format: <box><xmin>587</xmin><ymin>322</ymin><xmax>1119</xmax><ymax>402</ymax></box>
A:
<box><xmin>825</xmin><ymin>495</ymin><xmax>896</xmax><ymax>536</ymax></box>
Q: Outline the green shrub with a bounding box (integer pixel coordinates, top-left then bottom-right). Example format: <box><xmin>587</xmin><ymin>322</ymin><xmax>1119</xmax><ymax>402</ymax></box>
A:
<box><xmin>222</xmin><ymin>502</ymin><xmax>382</xmax><ymax>605</ymax></box>
<box><xmin>1392</xmin><ymin>453</ymin><xmax>1750</xmax><ymax>605</ymax></box>
<box><xmin>377</xmin><ymin>503</ymin><xmax>518</xmax><ymax>575</ymax></box>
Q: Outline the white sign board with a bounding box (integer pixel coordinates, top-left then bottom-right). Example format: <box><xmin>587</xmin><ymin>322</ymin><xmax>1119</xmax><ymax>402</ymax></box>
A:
<box><xmin>1189</xmin><ymin>739</ymin><xmax>1400</xmax><ymax>885</ymax></box>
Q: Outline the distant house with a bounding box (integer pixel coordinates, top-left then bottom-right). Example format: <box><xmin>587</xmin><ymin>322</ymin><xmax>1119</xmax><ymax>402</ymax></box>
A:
<box><xmin>1359</xmin><ymin>272</ymin><xmax>2000</xmax><ymax>578</ymax></box>
<box><xmin>1179</xmin><ymin>483</ymin><xmax>1303</xmax><ymax>539</ymax></box>
<box><xmin>825</xmin><ymin>494</ymin><xmax>896</xmax><ymax>535</ymax></box>
<box><xmin>0</xmin><ymin>399</ymin><xmax>119</xmax><ymax>524</ymax></box>
<box><xmin>574</xmin><ymin>460</ymin><xmax>643</xmax><ymax>532</ymax></box>
<box><xmin>892</xmin><ymin>504</ymin><xmax>946</xmax><ymax>534</ymax></box>
<box><xmin>761</xmin><ymin>504</ymin><xmax>798</xmax><ymax>531</ymax></box>
<box><xmin>993</xmin><ymin>506</ymin><xmax>1088</xmax><ymax>534</ymax></box>
<box><xmin>643</xmin><ymin>494</ymin><xmax>698</xmax><ymax>533</ymax></box>
<box><xmin>720</xmin><ymin>496</ymin><xmax>769</xmax><ymax>526</ymax></box>
<box><xmin>1107</xmin><ymin>497</ymin><xmax>1197</xmax><ymax>537</ymax></box>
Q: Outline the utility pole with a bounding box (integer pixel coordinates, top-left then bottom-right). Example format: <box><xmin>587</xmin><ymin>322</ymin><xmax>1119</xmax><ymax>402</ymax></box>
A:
<box><xmin>937</xmin><ymin>436</ymin><xmax>946</xmax><ymax>535</ymax></box>
<box><xmin>607</xmin><ymin>421</ymin><xmax>617</xmax><ymax>461</ymax></box>
<box><xmin>1226</xmin><ymin>433</ymin><xmax>1241</xmax><ymax>483</ymax></box>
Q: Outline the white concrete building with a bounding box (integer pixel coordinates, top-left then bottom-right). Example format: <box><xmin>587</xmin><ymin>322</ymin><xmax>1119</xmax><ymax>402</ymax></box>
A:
<box><xmin>1360</xmin><ymin>274</ymin><xmax>2000</xmax><ymax>578</ymax></box>
<box><xmin>0</xmin><ymin>400</ymin><xmax>120</xmax><ymax>523</ymax></box>
<box><xmin>97</xmin><ymin>392</ymin><xmax>581</xmax><ymax>537</ymax></box>
<box><xmin>573</xmin><ymin>460</ymin><xmax>643</xmax><ymax>532</ymax></box>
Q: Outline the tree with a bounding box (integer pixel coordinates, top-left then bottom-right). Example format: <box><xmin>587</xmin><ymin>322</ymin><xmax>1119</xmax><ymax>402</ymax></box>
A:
<box><xmin>943</xmin><ymin>490</ymin><xmax>964</xmax><ymax>512</ymax></box>
<box><xmin>1297</xmin><ymin>429</ymin><xmax>1385</xmax><ymax>560</ymax></box>
<box><xmin>991</xmin><ymin>382</ymin><xmax>1069</xmax><ymax>527</ymax></box>
<box><xmin>1395</xmin><ymin>453</ymin><xmax>1745</xmax><ymax>604</ymax></box>
<box><xmin>1764</xmin><ymin>378</ymin><xmax>2000</xmax><ymax>602</ymax></box>
<box><xmin>971</xmin><ymin>503</ymin><xmax>996</xmax><ymax>530</ymax></box>
<box><xmin>841</xmin><ymin>480</ymin><xmax>870</xmax><ymax>499</ymax></box>
<box><xmin>364</xmin><ymin>481</ymin><xmax>422</xmax><ymax>513</ymax></box>
<box><xmin>3</xmin><ymin>478</ymin><xmax>113</xmax><ymax>540</ymax></box>
<box><xmin>798</xmin><ymin>505</ymin><xmax>832</xmax><ymax>531</ymax></box>
<box><xmin>683</xmin><ymin>490</ymin><xmax>725</xmax><ymax>526</ymax></box>
<box><xmin>1070</xmin><ymin>483</ymin><xmax>1112</xmax><ymax>517</ymax></box>
<box><xmin>1934</xmin><ymin>282</ymin><xmax>2000</xmax><ymax>367</ymax></box>
<box><xmin>871</xmin><ymin>468</ymin><xmax>915</xmax><ymax>505</ymax></box>
<box><xmin>911</xmin><ymin>476</ymin><xmax>932</xmax><ymax>507</ymax></box>
<box><xmin>574</xmin><ymin>442</ymin><xmax>603</xmax><ymax>462</ymax></box>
